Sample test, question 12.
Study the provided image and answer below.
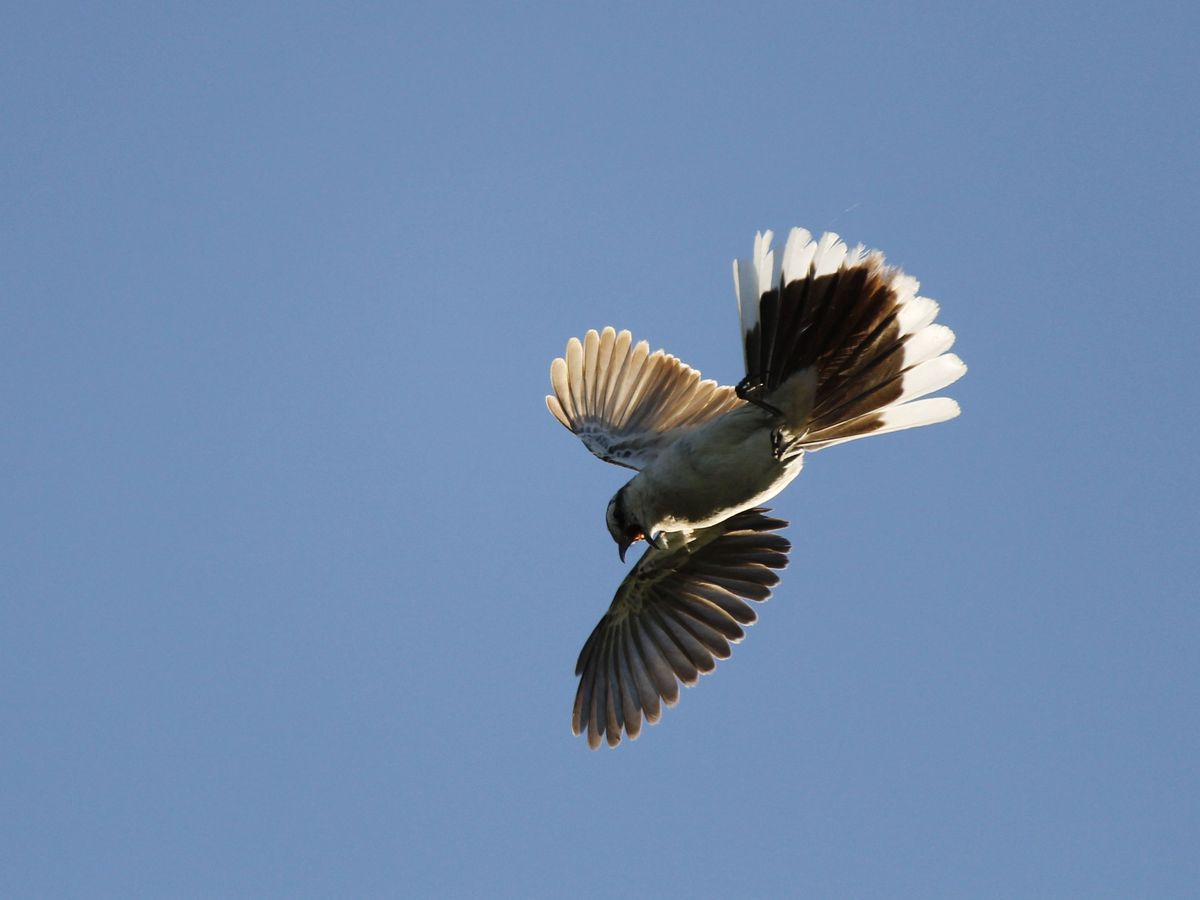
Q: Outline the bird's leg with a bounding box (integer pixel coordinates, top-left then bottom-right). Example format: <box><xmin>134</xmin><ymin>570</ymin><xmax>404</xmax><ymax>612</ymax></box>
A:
<box><xmin>735</xmin><ymin>375</ymin><xmax>783</xmax><ymax>417</ymax></box>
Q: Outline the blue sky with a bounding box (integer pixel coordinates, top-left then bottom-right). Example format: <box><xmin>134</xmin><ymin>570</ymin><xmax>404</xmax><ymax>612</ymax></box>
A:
<box><xmin>3</xmin><ymin>2</ymin><xmax>1197</xmax><ymax>896</ymax></box>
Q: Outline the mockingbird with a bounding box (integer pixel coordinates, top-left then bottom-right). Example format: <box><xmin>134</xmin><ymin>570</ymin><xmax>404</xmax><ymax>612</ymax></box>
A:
<box><xmin>547</xmin><ymin>228</ymin><xmax>966</xmax><ymax>748</ymax></box>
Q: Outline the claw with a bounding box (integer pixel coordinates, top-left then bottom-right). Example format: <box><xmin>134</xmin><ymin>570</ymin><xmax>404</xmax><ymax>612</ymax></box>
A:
<box><xmin>736</xmin><ymin>375</ymin><xmax>783</xmax><ymax>417</ymax></box>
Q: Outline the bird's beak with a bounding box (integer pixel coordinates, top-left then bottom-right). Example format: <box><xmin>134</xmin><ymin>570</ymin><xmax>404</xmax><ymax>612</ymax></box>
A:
<box><xmin>618</xmin><ymin>530</ymin><xmax>646</xmax><ymax>563</ymax></box>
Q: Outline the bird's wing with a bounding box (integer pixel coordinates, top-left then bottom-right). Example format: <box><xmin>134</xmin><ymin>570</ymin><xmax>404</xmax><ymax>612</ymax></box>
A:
<box><xmin>546</xmin><ymin>327</ymin><xmax>744</xmax><ymax>470</ymax></box>
<box><xmin>572</xmin><ymin>508</ymin><xmax>790</xmax><ymax>749</ymax></box>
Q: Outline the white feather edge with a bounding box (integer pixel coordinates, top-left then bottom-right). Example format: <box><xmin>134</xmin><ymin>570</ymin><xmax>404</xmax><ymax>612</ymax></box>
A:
<box><xmin>902</xmin><ymin>323</ymin><xmax>956</xmax><ymax>368</ymax></box>
<box><xmin>802</xmin><ymin>396</ymin><xmax>962</xmax><ymax>450</ymax></box>
<box><xmin>812</xmin><ymin>231</ymin><xmax>846</xmax><ymax>277</ymax></box>
<box><xmin>893</xmin><ymin>353</ymin><xmax>967</xmax><ymax>407</ymax></box>
<box><xmin>740</xmin><ymin>231</ymin><xmax>774</xmax><ymax>339</ymax></box>
<box><xmin>547</xmin><ymin>327</ymin><xmax>736</xmax><ymax>436</ymax></box>
<box><xmin>753</xmin><ymin>229</ymin><xmax>776</xmax><ymax>290</ymax></box>
<box><xmin>733</xmin><ymin>258</ymin><xmax>760</xmax><ymax>337</ymax></box>
<box><xmin>781</xmin><ymin>227</ymin><xmax>815</xmax><ymax>284</ymax></box>
<box><xmin>736</xmin><ymin>230</ymin><xmax>944</xmax><ymax>340</ymax></box>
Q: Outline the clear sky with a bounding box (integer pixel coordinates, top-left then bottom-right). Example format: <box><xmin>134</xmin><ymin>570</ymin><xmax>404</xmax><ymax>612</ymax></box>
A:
<box><xmin>3</xmin><ymin>2</ymin><xmax>1197</xmax><ymax>897</ymax></box>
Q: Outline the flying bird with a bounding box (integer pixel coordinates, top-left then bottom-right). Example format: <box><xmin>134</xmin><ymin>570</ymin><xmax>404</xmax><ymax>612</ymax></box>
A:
<box><xmin>546</xmin><ymin>228</ymin><xmax>966</xmax><ymax>748</ymax></box>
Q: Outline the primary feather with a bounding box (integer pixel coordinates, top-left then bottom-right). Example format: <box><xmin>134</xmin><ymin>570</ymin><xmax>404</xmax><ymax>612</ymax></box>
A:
<box><xmin>572</xmin><ymin>509</ymin><xmax>790</xmax><ymax>749</ymax></box>
<box><xmin>546</xmin><ymin>326</ymin><xmax>743</xmax><ymax>470</ymax></box>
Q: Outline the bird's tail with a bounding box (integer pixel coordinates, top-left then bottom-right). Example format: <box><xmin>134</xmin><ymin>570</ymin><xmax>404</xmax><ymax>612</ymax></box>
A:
<box><xmin>733</xmin><ymin>228</ymin><xmax>966</xmax><ymax>450</ymax></box>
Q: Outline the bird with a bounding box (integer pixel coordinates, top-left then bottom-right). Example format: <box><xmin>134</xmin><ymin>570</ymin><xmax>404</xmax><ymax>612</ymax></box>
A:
<box><xmin>546</xmin><ymin>228</ymin><xmax>966</xmax><ymax>748</ymax></box>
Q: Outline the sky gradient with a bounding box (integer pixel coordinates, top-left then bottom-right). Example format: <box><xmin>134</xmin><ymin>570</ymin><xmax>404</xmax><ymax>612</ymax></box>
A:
<box><xmin>3</xmin><ymin>2</ymin><xmax>1197</xmax><ymax>897</ymax></box>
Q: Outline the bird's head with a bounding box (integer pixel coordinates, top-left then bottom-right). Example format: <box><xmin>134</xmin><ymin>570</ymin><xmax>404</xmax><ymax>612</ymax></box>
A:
<box><xmin>606</xmin><ymin>489</ymin><xmax>647</xmax><ymax>563</ymax></box>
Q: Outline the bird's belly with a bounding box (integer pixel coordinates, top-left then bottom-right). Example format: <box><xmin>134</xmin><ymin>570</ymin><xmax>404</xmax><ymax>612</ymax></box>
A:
<box><xmin>641</xmin><ymin>413</ymin><xmax>804</xmax><ymax>533</ymax></box>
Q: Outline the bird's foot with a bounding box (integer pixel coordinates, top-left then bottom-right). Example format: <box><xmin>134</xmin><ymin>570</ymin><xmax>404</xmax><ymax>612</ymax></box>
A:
<box><xmin>736</xmin><ymin>375</ymin><xmax>783</xmax><ymax>417</ymax></box>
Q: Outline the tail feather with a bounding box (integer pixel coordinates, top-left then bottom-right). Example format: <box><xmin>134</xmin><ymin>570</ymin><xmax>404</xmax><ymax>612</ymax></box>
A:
<box><xmin>733</xmin><ymin>228</ymin><xmax>966</xmax><ymax>447</ymax></box>
<box><xmin>801</xmin><ymin>397</ymin><xmax>961</xmax><ymax>450</ymax></box>
<box><xmin>810</xmin><ymin>353</ymin><xmax>966</xmax><ymax>433</ymax></box>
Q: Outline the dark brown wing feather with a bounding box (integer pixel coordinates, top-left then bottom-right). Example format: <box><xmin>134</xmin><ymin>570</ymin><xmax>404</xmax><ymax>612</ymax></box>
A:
<box><xmin>571</xmin><ymin>508</ymin><xmax>790</xmax><ymax>749</ymax></box>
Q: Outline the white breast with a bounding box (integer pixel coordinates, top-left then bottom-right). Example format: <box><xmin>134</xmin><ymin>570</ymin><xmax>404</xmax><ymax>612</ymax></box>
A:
<box><xmin>628</xmin><ymin>407</ymin><xmax>805</xmax><ymax>535</ymax></box>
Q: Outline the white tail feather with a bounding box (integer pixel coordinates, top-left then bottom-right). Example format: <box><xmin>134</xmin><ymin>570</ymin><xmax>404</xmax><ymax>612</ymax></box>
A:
<box><xmin>781</xmin><ymin>227</ymin><xmax>815</xmax><ymax>283</ymax></box>
<box><xmin>734</xmin><ymin>259</ymin><xmax>759</xmax><ymax>338</ymax></box>
<box><xmin>812</xmin><ymin>231</ymin><xmax>846</xmax><ymax>277</ymax></box>
<box><xmin>903</xmin><ymin>324</ymin><xmax>956</xmax><ymax>368</ymax></box>
<box><xmin>895</xmin><ymin>354</ymin><xmax>967</xmax><ymax>407</ymax></box>
<box><xmin>897</xmin><ymin>295</ymin><xmax>939</xmax><ymax>335</ymax></box>
<box><xmin>802</xmin><ymin>397</ymin><xmax>962</xmax><ymax>450</ymax></box>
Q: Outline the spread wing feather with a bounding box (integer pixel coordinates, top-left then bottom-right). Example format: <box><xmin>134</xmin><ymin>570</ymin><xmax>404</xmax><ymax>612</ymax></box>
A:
<box><xmin>572</xmin><ymin>508</ymin><xmax>790</xmax><ymax>749</ymax></box>
<box><xmin>546</xmin><ymin>327</ymin><xmax>744</xmax><ymax>470</ymax></box>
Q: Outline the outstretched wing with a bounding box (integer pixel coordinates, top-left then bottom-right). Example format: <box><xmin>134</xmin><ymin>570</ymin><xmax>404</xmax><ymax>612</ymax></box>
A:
<box><xmin>546</xmin><ymin>327</ymin><xmax>743</xmax><ymax>470</ymax></box>
<box><xmin>572</xmin><ymin>508</ymin><xmax>791</xmax><ymax>749</ymax></box>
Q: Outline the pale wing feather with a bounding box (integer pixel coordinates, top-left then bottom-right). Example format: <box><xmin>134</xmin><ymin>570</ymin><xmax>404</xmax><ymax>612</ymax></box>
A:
<box><xmin>546</xmin><ymin>327</ymin><xmax>743</xmax><ymax>470</ymax></box>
